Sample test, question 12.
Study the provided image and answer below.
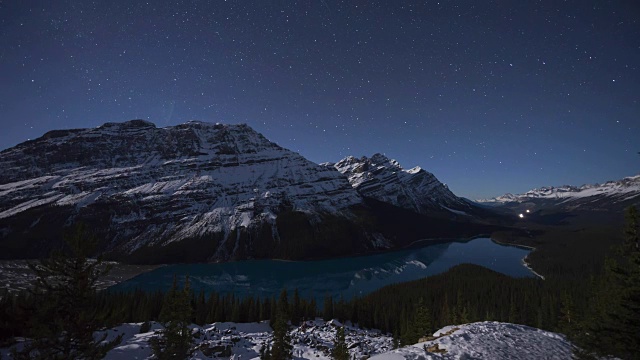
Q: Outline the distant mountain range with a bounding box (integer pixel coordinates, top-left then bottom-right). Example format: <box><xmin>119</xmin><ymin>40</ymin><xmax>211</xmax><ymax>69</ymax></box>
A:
<box><xmin>476</xmin><ymin>175</ymin><xmax>640</xmax><ymax>212</ymax></box>
<box><xmin>0</xmin><ymin>120</ymin><xmax>500</xmax><ymax>263</ymax></box>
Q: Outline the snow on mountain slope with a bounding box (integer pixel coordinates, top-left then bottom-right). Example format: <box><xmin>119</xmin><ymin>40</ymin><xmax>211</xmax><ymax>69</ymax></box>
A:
<box><xmin>330</xmin><ymin>154</ymin><xmax>474</xmax><ymax>216</ymax></box>
<box><xmin>2</xmin><ymin>320</ymin><xmax>573</xmax><ymax>359</ymax></box>
<box><xmin>0</xmin><ymin>120</ymin><xmax>371</xmax><ymax>262</ymax></box>
<box><xmin>477</xmin><ymin>175</ymin><xmax>640</xmax><ymax>209</ymax></box>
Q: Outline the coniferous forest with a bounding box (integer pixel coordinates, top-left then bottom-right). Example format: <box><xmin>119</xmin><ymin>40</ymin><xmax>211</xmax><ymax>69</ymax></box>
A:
<box><xmin>0</xmin><ymin>206</ymin><xmax>638</xmax><ymax>359</ymax></box>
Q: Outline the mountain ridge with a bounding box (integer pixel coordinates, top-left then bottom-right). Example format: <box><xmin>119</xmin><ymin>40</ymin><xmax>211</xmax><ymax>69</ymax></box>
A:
<box><xmin>330</xmin><ymin>154</ymin><xmax>474</xmax><ymax>217</ymax></box>
<box><xmin>477</xmin><ymin>175</ymin><xmax>640</xmax><ymax>204</ymax></box>
<box><xmin>0</xmin><ymin>120</ymin><xmax>502</xmax><ymax>263</ymax></box>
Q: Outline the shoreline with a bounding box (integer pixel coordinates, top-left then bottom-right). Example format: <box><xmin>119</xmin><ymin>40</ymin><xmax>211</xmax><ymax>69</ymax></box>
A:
<box><xmin>490</xmin><ymin>237</ymin><xmax>545</xmax><ymax>280</ymax></box>
<box><xmin>489</xmin><ymin>237</ymin><xmax>536</xmax><ymax>251</ymax></box>
<box><xmin>520</xmin><ymin>256</ymin><xmax>545</xmax><ymax>280</ymax></box>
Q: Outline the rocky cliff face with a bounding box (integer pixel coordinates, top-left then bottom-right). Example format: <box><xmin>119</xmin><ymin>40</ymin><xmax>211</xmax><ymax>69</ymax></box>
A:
<box><xmin>330</xmin><ymin>154</ymin><xmax>475</xmax><ymax>217</ymax></box>
<box><xmin>0</xmin><ymin>120</ymin><xmax>501</xmax><ymax>263</ymax></box>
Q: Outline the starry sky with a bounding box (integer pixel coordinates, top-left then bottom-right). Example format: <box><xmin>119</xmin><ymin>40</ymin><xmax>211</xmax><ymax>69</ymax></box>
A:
<box><xmin>1</xmin><ymin>1</ymin><xmax>639</xmax><ymax>199</ymax></box>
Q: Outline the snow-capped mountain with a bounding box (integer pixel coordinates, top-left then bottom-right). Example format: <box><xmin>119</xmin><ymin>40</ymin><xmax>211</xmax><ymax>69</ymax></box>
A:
<box><xmin>330</xmin><ymin>154</ymin><xmax>476</xmax><ymax>217</ymax></box>
<box><xmin>0</xmin><ymin>120</ymin><xmax>500</xmax><ymax>263</ymax></box>
<box><xmin>0</xmin><ymin>120</ymin><xmax>372</xmax><ymax>262</ymax></box>
<box><xmin>477</xmin><ymin>175</ymin><xmax>640</xmax><ymax>211</ymax></box>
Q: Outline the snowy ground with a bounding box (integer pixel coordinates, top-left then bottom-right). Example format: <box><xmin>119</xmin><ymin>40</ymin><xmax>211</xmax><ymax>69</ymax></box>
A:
<box><xmin>100</xmin><ymin>319</ymin><xmax>392</xmax><ymax>360</ymax></box>
<box><xmin>370</xmin><ymin>322</ymin><xmax>573</xmax><ymax>360</ymax></box>
<box><xmin>1</xmin><ymin>320</ymin><xmax>574</xmax><ymax>359</ymax></box>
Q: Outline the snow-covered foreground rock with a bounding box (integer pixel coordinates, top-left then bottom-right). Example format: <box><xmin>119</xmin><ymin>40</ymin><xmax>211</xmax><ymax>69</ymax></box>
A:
<box><xmin>3</xmin><ymin>320</ymin><xmax>574</xmax><ymax>359</ymax></box>
<box><xmin>370</xmin><ymin>322</ymin><xmax>573</xmax><ymax>360</ymax></box>
<box><xmin>100</xmin><ymin>319</ymin><xmax>392</xmax><ymax>360</ymax></box>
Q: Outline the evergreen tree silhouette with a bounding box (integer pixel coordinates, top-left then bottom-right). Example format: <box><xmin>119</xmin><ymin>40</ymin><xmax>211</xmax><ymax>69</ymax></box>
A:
<box><xmin>270</xmin><ymin>310</ymin><xmax>292</xmax><ymax>360</ymax></box>
<box><xmin>576</xmin><ymin>205</ymin><xmax>640</xmax><ymax>358</ymax></box>
<box><xmin>11</xmin><ymin>223</ymin><xmax>122</xmax><ymax>360</ymax></box>
<box><xmin>150</xmin><ymin>275</ymin><xmax>193</xmax><ymax>359</ymax></box>
<box><xmin>331</xmin><ymin>326</ymin><xmax>349</xmax><ymax>360</ymax></box>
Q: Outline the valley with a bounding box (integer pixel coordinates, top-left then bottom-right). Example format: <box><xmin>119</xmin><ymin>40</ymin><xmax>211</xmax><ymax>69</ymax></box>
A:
<box><xmin>0</xmin><ymin>120</ymin><xmax>637</xmax><ymax>359</ymax></box>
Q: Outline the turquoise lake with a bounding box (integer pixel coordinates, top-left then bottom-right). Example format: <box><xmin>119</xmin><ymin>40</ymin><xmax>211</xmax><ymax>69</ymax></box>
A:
<box><xmin>111</xmin><ymin>237</ymin><xmax>536</xmax><ymax>301</ymax></box>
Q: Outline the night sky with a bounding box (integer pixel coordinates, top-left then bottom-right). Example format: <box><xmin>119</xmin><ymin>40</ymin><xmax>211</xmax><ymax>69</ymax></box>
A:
<box><xmin>1</xmin><ymin>1</ymin><xmax>639</xmax><ymax>199</ymax></box>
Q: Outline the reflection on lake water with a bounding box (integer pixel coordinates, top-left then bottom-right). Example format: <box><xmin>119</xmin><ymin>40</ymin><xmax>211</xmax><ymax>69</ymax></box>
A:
<box><xmin>111</xmin><ymin>237</ymin><xmax>535</xmax><ymax>302</ymax></box>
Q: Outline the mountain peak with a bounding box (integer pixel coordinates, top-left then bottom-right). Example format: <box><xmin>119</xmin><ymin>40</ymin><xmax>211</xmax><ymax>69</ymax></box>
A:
<box><xmin>334</xmin><ymin>154</ymin><xmax>472</xmax><ymax>215</ymax></box>
<box><xmin>369</xmin><ymin>152</ymin><xmax>390</xmax><ymax>162</ymax></box>
<box><xmin>369</xmin><ymin>153</ymin><xmax>402</xmax><ymax>170</ymax></box>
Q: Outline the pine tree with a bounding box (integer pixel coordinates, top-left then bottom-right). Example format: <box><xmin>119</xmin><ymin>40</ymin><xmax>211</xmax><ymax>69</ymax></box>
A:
<box><xmin>401</xmin><ymin>298</ymin><xmax>431</xmax><ymax>345</ymax></box>
<box><xmin>270</xmin><ymin>311</ymin><xmax>292</xmax><ymax>360</ymax></box>
<box><xmin>558</xmin><ymin>291</ymin><xmax>575</xmax><ymax>335</ymax></box>
<box><xmin>508</xmin><ymin>295</ymin><xmax>517</xmax><ymax>324</ymax></box>
<box><xmin>195</xmin><ymin>290</ymin><xmax>207</xmax><ymax>325</ymax></box>
<box><xmin>576</xmin><ymin>205</ymin><xmax>640</xmax><ymax>358</ymax></box>
<box><xmin>291</xmin><ymin>289</ymin><xmax>302</xmax><ymax>326</ymax></box>
<box><xmin>259</xmin><ymin>344</ymin><xmax>271</xmax><ymax>360</ymax></box>
<box><xmin>231</xmin><ymin>300</ymin><xmax>241</xmax><ymax>323</ymax></box>
<box><xmin>414</xmin><ymin>298</ymin><xmax>431</xmax><ymax>339</ymax></box>
<box><xmin>452</xmin><ymin>289</ymin><xmax>463</xmax><ymax>324</ymax></box>
<box><xmin>603</xmin><ymin>205</ymin><xmax>640</xmax><ymax>357</ymax></box>
<box><xmin>307</xmin><ymin>298</ymin><xmax>317</xmax><ymax>321</ymax></box>
<box><xmin>392</xmin><ymin>331</ymin><xmax>400</xmax><ymax>349</ymax></box>
<box><xmin>11</xmin><ymin>224</ymin><xmax>122</xmax><ymax>360</ymax></box>
<box><xmin>459</xmin><ymin>304</ymin><xmax>470</xmax><ymax>324</ymax></box>
<box><xmin>625</xmin><ymin>205</ymin><xmax>639</xmax><ymax>251</ymax></box>
<box><xmin>331</xmin><ymin>326</ymin><xmax>349</xmax><ymax>360</ymax></box>
<box><xmin>151</xmin><ymin>275</ymin><xmax>193</xmax><ymax>359</ymax></box>
<box><xmin>278</xmin><ymin>288</ymin><xmax>289</xmax><ymax>316</ymax></box>
<box><xmin>323</xmin><ymin>295</ymin><xmax>334</xmax><ymax>321</ymax></box>
<box><xmin>441</xmin><ymin>294</ymin><xmax>451</xmax><ymax>325</ymax></box>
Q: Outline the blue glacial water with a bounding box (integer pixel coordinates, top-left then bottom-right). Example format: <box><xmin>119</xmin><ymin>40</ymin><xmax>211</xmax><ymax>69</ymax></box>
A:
<box><xmin>111</xmin><ymin>237</ymin><xmax>536</xmax><ymax>301</ymax></box>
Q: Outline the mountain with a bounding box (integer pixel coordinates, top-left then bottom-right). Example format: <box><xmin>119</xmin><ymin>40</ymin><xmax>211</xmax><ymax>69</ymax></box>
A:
<box><xmin>0</xmin><ymin>120</ymin><xmax>500</xmax><ymax>263</ymax></box>
<box><xmin>330</xmin><ymin>154</ymin><xmax>467</xmax><ymax>216</ymax></box>
<box><xmin>329</xmin><ymin>154</ymin><xmax>499</xmax><ymax>220</ymax></box>
<box><xmin>477</xmin><ymin>175</ymin><xmax>640</xmax><ymax>212</ymax></box>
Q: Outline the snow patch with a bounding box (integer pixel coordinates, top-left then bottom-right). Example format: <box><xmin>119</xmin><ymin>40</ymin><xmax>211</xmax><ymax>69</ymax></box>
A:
<box><xmin>371</xmin><ymin>322</ymin><xmax>573</xmax><ymax>360</ymax></box>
